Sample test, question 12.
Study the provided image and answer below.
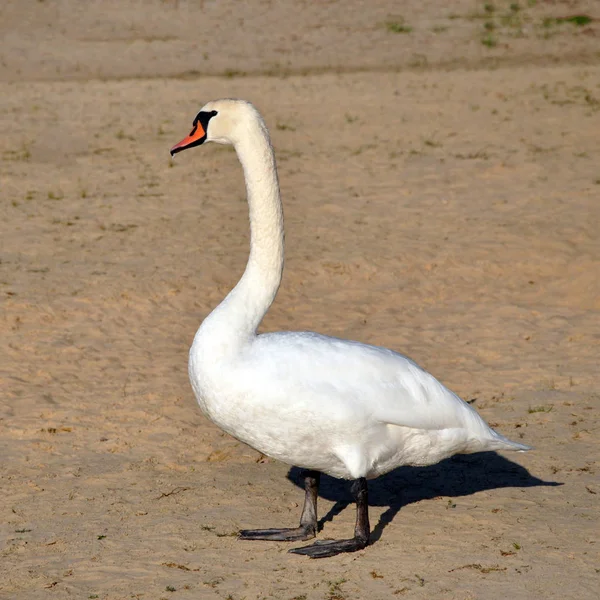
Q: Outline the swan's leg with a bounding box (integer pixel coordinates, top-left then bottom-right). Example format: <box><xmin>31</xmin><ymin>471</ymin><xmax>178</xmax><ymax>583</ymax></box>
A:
<box><xmin>239</xmin><ymin>470</ymin><xmax>320</xmax><ymax>541</ymax></box>
<box><xmin>289</xmin><ymin>477</ymin><xmax>369</xmax><ymax>558</ymax></box>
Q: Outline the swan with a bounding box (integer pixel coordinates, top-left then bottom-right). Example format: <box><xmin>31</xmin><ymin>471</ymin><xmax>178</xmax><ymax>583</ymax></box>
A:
<box><xmin>170</xmin><ymin>99</ymin><xmax>530</xmax><ymax>559</ymax></box>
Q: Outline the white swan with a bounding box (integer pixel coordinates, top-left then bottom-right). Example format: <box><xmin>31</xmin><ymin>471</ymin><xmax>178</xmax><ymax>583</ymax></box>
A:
<box><xmin>170</xmin><ymin>99</ymin><xmax>530</xmax><ymax>558</ymax></box>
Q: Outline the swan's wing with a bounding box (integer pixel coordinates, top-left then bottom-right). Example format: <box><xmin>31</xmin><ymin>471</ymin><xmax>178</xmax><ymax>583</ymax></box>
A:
<box><xmin>365</xmin><ymin>358</ymin><xmax>488</xmax><ymax>432</ymax></box>
<box><xmin>252</xmin><ymin>331</ymin><xmax>486</xmax><ymax>433</ymax></box>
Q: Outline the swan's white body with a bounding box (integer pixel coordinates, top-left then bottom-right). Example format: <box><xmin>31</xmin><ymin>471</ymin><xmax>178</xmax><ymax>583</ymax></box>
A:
<box><xmin>183</xmin><ymin>99</ymin><xmax>529</xmax><ymax>482</ymax></box>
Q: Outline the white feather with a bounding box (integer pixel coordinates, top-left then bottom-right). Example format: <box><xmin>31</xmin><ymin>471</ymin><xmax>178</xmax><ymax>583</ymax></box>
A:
<box><xmin>182</xmin><ymin>99</ymin><xmax>530</xmax><ymax>483</ymax></box>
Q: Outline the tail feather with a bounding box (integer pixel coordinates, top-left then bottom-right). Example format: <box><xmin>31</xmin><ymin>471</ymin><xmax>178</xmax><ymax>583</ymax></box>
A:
<box><xmin>487</xmin><ymin>430</ymin><xmax>532</xmax><ymax>452</ymax></box>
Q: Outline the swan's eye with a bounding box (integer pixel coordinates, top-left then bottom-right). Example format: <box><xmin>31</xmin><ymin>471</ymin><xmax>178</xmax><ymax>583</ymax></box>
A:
<box><xmin>194</xmin><ymin>110</ymin><xmax>219</xmax><ymax>129</ymax></box>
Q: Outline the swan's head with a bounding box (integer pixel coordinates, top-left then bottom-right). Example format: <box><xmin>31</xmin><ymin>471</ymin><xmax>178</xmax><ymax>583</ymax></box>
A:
<box><xmin>170</xmin><ymin>99</ymin><xmax>263</xmax><ymax>156</ymax></box>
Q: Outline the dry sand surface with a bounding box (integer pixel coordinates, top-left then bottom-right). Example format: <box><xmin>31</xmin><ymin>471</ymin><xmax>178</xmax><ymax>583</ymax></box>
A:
<box><xmin>1</xmin><ymin>1</ymin><xmax>599</xmax><ymax>599</ymax></box>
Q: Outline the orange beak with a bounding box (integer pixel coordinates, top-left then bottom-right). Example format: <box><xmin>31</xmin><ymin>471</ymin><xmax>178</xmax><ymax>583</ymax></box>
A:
<box><xmin>170</xmin><ymin>121</ymin><xmax>207</xmax><ymax>156</ymax></box>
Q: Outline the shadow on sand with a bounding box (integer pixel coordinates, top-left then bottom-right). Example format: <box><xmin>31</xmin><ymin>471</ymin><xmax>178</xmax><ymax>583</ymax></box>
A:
<box><xmin>287</xmin><ymin>452</ymin><xmax>561</xmax><ymax>543</ymax></box>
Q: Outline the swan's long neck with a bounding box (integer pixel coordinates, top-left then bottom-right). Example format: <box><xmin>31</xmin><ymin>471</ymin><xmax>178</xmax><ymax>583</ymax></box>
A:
<box><xmin>199</xmin><ymin>116</ymin><xmax>284</xmax><ymax>353</ymax></box>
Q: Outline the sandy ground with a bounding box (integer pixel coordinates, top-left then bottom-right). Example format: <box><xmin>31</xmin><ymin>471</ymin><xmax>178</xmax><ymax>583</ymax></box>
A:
<box><xmin>1</xmin><ymin>1</ymin><xmax>599</xmax><ymax>599</ymax></box>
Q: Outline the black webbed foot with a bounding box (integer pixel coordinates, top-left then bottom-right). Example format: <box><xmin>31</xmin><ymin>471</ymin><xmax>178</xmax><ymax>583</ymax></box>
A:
<box><xmin>238</xmin><ymin>470</ymin><xmax>320</xmax><ymax>543</ymax></box>
<box><xmin>288</xmin><ymin>535</ymin><xmax>368</xmax><ymax>558</ymax></box>
<box><xmin>239</xmin><ymin>524</ymin><xmax>316</xmax><ymax>542</ymax></box>
<box><xmin>239</xmin><ymin>474</ymin><xmax>371</xmax><ymax>559</ymax></box>
<box><xmin>290</xmin><ymin>476</ymin><xmax>370</xmax><ymax>558</ymax></box>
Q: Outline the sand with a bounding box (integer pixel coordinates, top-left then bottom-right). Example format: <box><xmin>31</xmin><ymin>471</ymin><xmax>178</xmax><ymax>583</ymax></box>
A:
<box><xmin>1</xmin><ymin>1</ymin><xmax>599</xmax><ymax>598</ymax></box>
